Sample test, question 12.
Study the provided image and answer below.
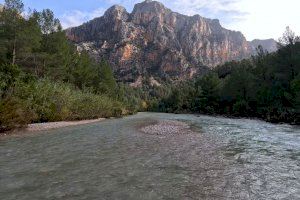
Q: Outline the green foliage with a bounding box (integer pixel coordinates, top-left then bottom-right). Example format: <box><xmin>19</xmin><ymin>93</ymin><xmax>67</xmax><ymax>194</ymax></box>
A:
<box><xmin>36</xmin><ymin>9</ymin><xmax>61</xmax><ymax>34</ymax></box>
<box><xmin>197</xmin><ymin>73</ymin><xmax>221</xmax><ymax>98</ymax></box>
<box><xmin>194</xmin><ymin>73</ymin><xmax>221</xmax><ymax>113</ymax></box>
<box><xmin>17</xmin><ymin>79</ymin><xmax>123</xmax><ymax>121</ymax></box>
<box><xmin>0</xmin><ymin>63</ymin><xmax>21</xmax><ymax>96</ymax></box>
<box><xmin>153</xmin><ymin>82</ymin><xmax>195</xmax><ymax>113</ymax></box>
<box><xmin>222</xmin><ymin>60</ymin><xmax>256</xmax><ymax>102</ymax></box>
<box><xmin>291</xmin><ymin>75</ymin><xmax>300</xmax><ymax>122</ymax></box>
<box><xmin>0</xmin><ymin>96</ymin><xmax>33</xmax><ymax>132</ymax></box>
<box><xmin>0</xmin><ymin>77</ymin><xmax>125</xmax><ymax>131</ymax></box>
<box><xmin>117</xmin><ymin>83</ymin><xmax>144</xmax><ymax>113</ymax></box>
<box><xmin>0</xmin><ymin>0</ymin><xmax>42</xmax><ymax>65</ymax></box>
<box><xmin>38</xmin><ymin>30</ymin><xmax>75</xmax><ymax>79</ymax></box>
<box><xmin>97</xmin><ymin>59</ymin><xmax>117</xmax><ymax>97</ymax></box>
<box><xmin>4</xmin><ymin>0</ymin><xmax>24</xmax><ymax>13</ymax></box>
<box><xmin>69</xmin><ymin>91</ymin><xmax>123</xmax><ymax>120</ymax></box>
<box><xmin>232</xmin><ymin>100</ymin><xmax>250</xmax><ymax>116</ymax></box>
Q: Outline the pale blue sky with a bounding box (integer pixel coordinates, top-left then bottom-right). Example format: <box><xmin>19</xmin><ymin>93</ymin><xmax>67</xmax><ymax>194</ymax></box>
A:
<box><xmin>1</xmin><ymin>0</ymin><xmax>299</xmax><ymax>40</ymax></box>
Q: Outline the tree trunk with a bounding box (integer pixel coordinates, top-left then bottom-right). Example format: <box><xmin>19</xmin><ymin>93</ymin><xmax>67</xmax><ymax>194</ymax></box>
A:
<box><xmin>12</xmin><ymin>37</ymin><xmax>16</xmax><ymax>65</ymax></box>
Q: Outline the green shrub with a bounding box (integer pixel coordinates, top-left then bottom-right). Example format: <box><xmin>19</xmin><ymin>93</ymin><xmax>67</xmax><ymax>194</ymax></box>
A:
<box><xmin>68</xmin><ymin>91</ymin><xmax>123</xmax><ymax>120</ymax></box>
<box><xmin>0</xmin><ymin>77</ymin><xmax>126</xmax><ymax>132</ymax></box>
<box><xmin>13</xmin><ymin>79</ymin><xmax>124</xmax><ymax>122</ymax></box>
<box><xmin>0</xmin><ymin>64</ymin><xmax>21</xmax><ymax>96</ymax></box>
<box><xmin>14</xmin><ymin>79</ymin><xmax>73</xmax><ymax>122</ymax></box>
<box><xmin>0</xmin><ymin>96</ymin><xmax>35</xmax><ymax>131</ymax></box>
<box><xmin>233</xmin><ymin>100</ymin><xmax>251</xmax><ymax>116</ymax></box>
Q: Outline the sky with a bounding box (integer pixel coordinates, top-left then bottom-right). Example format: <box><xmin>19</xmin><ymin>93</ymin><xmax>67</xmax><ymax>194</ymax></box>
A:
<box><xmin>1</xmin><ymin>0</ymin><xmax>299</xmax><ymax>40</ymax></box>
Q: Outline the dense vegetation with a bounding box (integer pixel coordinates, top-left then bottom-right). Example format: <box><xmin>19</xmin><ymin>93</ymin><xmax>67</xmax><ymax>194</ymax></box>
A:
<box><xmin>0</xmin><ymin>0</ymin><xmax>141</xmax><ymax>132</ymax></box>
<box><xmin>149</xmin><ymin>27</ymin><xmax>300</xmax><ymax>124</ymax></box>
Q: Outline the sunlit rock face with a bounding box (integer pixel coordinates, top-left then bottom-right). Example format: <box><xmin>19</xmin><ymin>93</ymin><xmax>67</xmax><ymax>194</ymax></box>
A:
<box><xmin>66</xmin><ymin>0</ymin><xmax>251</xmax><ymax>83</ymax></box>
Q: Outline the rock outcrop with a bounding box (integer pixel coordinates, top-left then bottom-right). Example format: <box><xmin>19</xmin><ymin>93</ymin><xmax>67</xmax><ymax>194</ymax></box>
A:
<box><xmin>66</xmin><ymin>0</ymin><xmax>254</xmax><ymax>83</ymax></box>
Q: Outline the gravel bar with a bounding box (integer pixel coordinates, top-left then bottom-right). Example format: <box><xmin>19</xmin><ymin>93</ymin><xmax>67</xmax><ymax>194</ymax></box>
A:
<box><xmin>140</xmin><ymin>120</ymin><xmax>195</xmax><ymax>135</ymax></box>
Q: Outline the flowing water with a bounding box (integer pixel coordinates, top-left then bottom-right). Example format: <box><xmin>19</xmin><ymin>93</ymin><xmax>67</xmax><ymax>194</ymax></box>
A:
<box><xmin>0</xmin><ymin>112</ymin><xmax>299</xmax><ymax>199</ymax></box>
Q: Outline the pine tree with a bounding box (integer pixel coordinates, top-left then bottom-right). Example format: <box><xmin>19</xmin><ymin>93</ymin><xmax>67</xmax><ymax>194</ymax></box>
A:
<box><xmin>0</xmin><ymin>0</ymin><xmax>42</xmax><ymax>66</ymax></box>
<box><xmin>97</xmin><ymin>59</ymin><xmax>117</xmax><ymax>97</ymax></box>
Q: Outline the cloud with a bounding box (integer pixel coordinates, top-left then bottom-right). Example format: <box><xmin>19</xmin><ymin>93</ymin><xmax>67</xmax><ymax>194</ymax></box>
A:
<box><xmin>60</xmin><ymin>0</ymin><xmax>247</xmax><ymax>28</ymax></box>
<box><xmin>165</xmin><ymin>0</ymin><xmax>248</xmax><ymax>25</ymax></box>
<box><xmin>60</xmin><ymin>8</ymin><xmax>105</xmax><ymax>28</ymax></box>
<box><xmin>226</xmin><ymin>0</ymin><xmax>300</xmax><ymax>40</ymax></box>
<box><xmin>163</xmin><ymin>0</ymin><xmax>300</xmax><ymax>40</ymax></box>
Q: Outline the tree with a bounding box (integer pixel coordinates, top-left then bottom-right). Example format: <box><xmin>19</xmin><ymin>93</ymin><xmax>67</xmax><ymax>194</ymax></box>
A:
<box><xmin>274</xmin><ymin>27</ymin><xmax>300</xmax><ymax>87</ymax></box>
<box><xmin>195</xmin><ymin>73</ymin><xmax>221</xmax><ymax>113</ymax></box>
<box><xmin>39</xmin><ymin>29</ymin><xmax>75</xmax><ymax>79</ymax></box>
<box><xmin>36</xmin><ymin>9</ymin><xmax>61</xmax><ymax>35</ymax></box>
<box><xmin>3</xmin><ymin>0</ymin><xmax>23</xmax><ymax>12</ymax></box>
<box><xmin>0</xmin><ymin>0</ymin><xmax>42</xmax><ymax>65</ymax></box>
<box><xmin>0</xmin><ymin>0</ymin><xmax>24</xmax><ymax>64</ymax></box>
<box><xmin>278</xmin><ymin>26</ymin><xmax>300</xmax><ymax>47</ymax></box>
<box><xmin>97</xmin><ymin>59</ymin><xmax>117</xmax><ymax>97</ymax></box>
<box><xmin>252</xmin><ymin>45</ymin><xmax>271</xmax><ymax>82</ymax></box>
<box><xmin>71</xmin><ymin>52</ymin><xmax>98</xmax><ymax>89</ymax></box>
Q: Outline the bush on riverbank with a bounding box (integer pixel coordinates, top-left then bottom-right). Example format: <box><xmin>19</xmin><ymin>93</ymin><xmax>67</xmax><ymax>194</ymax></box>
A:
<box><xmin>0</xmin><ymin>96</ymin><xmax>33</xmax><ymax>131</ymax></box>
<box><xmin>17</xmin><ymin>79</ymin><xmax>124</xmax><ymax>121</ymax></box>
<box><xmin>0</xmin><ymin>77</ymin><xmax>124</xmax><ymax>132</ymax></box>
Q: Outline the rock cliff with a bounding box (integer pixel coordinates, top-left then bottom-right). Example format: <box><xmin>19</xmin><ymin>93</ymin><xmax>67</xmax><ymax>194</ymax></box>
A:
<box><xmin>66</xmin><ymin>0</ymin><xmax>255</xmax><ymax>83</ymax></box>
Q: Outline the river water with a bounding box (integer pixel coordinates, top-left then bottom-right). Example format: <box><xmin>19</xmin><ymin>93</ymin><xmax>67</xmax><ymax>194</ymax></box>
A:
<box><xmin>0</xmin><ymin>112</ymin><xmax>299</xmax><ymax>199</ymax></box>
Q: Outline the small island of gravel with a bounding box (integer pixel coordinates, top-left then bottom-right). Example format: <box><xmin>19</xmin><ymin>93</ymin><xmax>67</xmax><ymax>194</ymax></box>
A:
<box><xmin>140</xmin><ymin>120</ymin><xmax>196</xmax><ymax>135</ymax></box>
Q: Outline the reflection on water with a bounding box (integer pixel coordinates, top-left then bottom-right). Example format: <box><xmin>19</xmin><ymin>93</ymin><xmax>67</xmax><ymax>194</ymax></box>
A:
<box><xmin>0</xmin><ymin>112</ymin><xmax>299</xmax><ymax>199</ymax></box>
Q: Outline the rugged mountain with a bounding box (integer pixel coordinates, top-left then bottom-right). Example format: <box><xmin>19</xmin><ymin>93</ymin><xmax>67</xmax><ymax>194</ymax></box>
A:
<box><xmin>66</xmin><ymin>0</ymin><xmax>251</xmax><ymax>84</ymax></box>
<box><xmin>250</xmin><ymin>39</ymin><xmax>277</xmax><ymax>53</ymax></box>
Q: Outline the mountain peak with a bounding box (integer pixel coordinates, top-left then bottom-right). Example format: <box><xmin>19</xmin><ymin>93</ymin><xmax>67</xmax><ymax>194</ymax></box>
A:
<box><xmin>250</xmin><ymin>38</ymin><xmax>277</xmax><ymax>53</ymax></box>
<box><xmin>104</xmin><ymin>4</ymin><xmax>128</xmax><ymax>20</ymax></box>
<box><xmin>131</xmin><ymin>0</ymin><xmax>171</xmax><ymax>25</ymax></box>
<box><xmin>132</xmin><ymin>0</ymin><xmax>169</xmax><ymax>14</ymax></box>
<box><xmin>140</xmin><ymin>0</ymin><xmax>164</xmax><ymax>7</ymax></box>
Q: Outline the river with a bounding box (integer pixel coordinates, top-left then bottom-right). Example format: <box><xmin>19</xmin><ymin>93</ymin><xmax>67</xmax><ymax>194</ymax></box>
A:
<box><xmin>0</xmin><ymin>112</ymin><xmax>299</xmax><ymax>199</ymax></box>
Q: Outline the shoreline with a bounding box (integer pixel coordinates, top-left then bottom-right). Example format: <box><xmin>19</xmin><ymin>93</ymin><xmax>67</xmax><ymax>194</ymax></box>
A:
<box><xmin>0</xmin><ymin>118</ymin><xmax>106</xmax><ymax>136</ymax></box>
<box><xmin>26</xmin><ymin>118</ymin><xmax>106</xmax><ymax>132</ymax></box>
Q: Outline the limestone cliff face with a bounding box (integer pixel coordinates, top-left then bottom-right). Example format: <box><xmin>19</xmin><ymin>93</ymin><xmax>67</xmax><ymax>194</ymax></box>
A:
<box><xmin>66</xmin><ymin>0</ymin><xmax>251</xmax><ymax>83</ymax></box>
